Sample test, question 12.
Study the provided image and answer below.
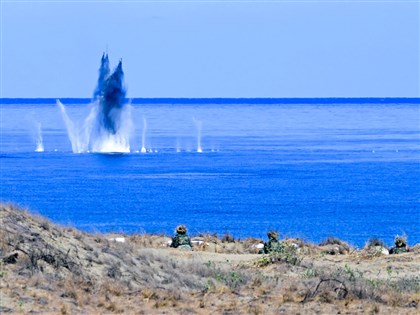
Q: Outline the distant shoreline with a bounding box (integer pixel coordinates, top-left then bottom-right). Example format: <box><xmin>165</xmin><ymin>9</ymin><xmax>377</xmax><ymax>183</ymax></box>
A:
<box><xmin>1</xmin><ymin>97</ymin><xmax>419</xmax><ymax>105</ymax></box>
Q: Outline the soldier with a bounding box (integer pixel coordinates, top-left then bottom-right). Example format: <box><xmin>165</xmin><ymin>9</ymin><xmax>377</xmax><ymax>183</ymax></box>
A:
<box><xmin>170</xmin><ymin>225</ymin><xmax>193</xmax><ymax>251</ymax></box>
<box><xmin>389</xmin><ymin>235</ymin><xmax>409</xmax><ymax>254</ymax></box>
<box><xmin>263</xmin><ymin>231</ymin><xmax>284</xmax><ymax>254</ymax></box>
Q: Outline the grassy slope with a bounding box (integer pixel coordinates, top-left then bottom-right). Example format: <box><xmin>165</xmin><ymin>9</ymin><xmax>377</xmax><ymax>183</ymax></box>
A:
<box><xmin>0</xmin><ymin>204</ymin><xmax>419</xmax><ymax>314</ymax></box>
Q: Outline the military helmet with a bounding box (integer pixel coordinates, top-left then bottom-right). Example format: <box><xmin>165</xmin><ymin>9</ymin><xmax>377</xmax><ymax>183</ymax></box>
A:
<box><xmin>267</xmin><ymin>231</ymin><xmax>279</xmax><ymax>239</ymax></box>
<box><xmin>176</xmin><ymin>225</ymin><xmax>187</xmax><ymax>234</ymax></box>
<box><xmin>394</xmin><ymin>235</ymin><xmax>406</xmax><ymax>247</ymax></box>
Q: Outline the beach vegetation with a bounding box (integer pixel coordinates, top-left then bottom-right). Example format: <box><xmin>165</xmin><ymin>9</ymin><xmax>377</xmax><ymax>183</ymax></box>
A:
<box><xmin>0</xmin><ymin>203</ymin><xmax>419</xmax><ymax>314</ymax></box>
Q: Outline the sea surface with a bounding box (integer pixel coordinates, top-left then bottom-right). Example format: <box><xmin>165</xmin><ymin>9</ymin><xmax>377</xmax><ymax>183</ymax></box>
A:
<box><xmin>1</xmin><ymin>99</ymin><xmax>419</xmax><ymax>247</ymax></box>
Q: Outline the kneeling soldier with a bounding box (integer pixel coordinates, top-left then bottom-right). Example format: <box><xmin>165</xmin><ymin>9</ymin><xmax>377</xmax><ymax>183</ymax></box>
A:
<box><xmin>171</xmin><ymin>225</ymin><xmax>193</xmax><ymax>251</ymax></box>
<box><xmin>263</xmin><ymin>231</ymin><xmax>284</xmax><ymax>254</ymax></box>
<box><xmin>390</xmin><ymin>235</ymin><xmax>409</xmax><ymax>254</ymax></box>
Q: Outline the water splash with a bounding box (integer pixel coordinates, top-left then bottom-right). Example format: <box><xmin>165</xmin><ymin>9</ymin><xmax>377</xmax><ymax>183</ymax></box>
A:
<box><xmin>34</xmin><ymin>122</ymin><xmax>44</xmax><ymax>152</ymax></box>
<box><xmin>141</xmin><ymin>117</ymin><xmax>147</xmax><ymax>153</ymax></box>
<box><xmin>193</xmin><ymin>117</ymin><xmax>203</xmax><ymax>153</ymax></box>
<box><xmin>57</xmin><ymin>100</ymin><xmax>96</xmax><ymax>153</ymax></box>
<box><xmin>58</xmin><ymin>54</ymin><xmax>131</xmax><ymax>153</ymax></box>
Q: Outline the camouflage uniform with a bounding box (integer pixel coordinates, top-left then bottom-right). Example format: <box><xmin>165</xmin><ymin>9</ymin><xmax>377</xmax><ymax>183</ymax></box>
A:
<box><xmin>390</xmin><ymin>246</ymin><xmax>408</xmax><ymax>254</ymax></box>
<box><xmin>171</xmin><ymin>225</ymin><xmax>192</xmax><ymax>251</ymax></box>
<box><xmin>390</xmin><ymin>236</ymin><xmax>408</xmax><ymax>254</ymax></box>
<box><xmin>263</xmin><ymin>231</ymin><xmax>284</xmax><ymax>254</ymax></box>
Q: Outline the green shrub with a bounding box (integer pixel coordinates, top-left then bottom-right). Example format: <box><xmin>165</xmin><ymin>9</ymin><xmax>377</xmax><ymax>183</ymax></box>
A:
<box><xmin>255</xmin><ymin>244</ymin><xmax>302</xmax><ymax>267</ymax></box>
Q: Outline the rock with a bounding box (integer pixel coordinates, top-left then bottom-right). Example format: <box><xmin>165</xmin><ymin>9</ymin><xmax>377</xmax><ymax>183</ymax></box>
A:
<box><xmin>256</xmin><ymin>243</ymin><xmax>264</xmax><ymax>250</ymax></box>
<box><xmin>109</xmin><ymin>237</ymin><xmax>125</xmax><ymax>243</ymax></box>
<box><xmin>374</xmin><ymin>246</ymin><xmax>389</xmax><ymax>255</ymax></box>
<box><xmin>321</xmin><ymin>245</ymin><xmax>349</xmax><ymax>255</ymax></box>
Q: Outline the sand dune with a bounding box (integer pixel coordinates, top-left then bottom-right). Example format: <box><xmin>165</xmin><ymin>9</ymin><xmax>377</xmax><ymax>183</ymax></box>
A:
<box><xmin>1</xmin><ymin>204</ymin><xmax>418</xmax><ymax>314</ymax></box>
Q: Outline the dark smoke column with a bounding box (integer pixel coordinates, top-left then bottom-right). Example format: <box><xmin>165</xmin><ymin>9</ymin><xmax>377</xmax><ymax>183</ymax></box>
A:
<box><xmin>94</xmin><ymin>54</ymin><xmax>127</xmax><ymax>134</ymax></box>
<box><xmin>94</xmin><ymin>53</ymin><xmax>110</xmax><ymax>99</ymax></box>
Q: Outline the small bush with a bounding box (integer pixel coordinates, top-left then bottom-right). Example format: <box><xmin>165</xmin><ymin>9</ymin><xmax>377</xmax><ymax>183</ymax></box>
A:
<box><xmin>255</xmin><ymin>256</ymin><xmax>271</xmax><ymax>268</ymax></box>
<box><xmin>393</xmin><ymin>276</ymin><xmax>420</xmax><ymax>293</ymax></box>
<box><xmin>107</xmin><ymin>262</ymin><xmax>122</xmax><ymax>279</ymax></box>
<box><xmin>201</xmin><ymin>261</ymin><xmax>250</xmax><ymax>290</ymax></box>
<box><xmin>303</xmin><ymin>268</ymin><xmax>319</xmax><ymax>278</ymax></box>
<box><xmin>271</xmin><ymin>246</ymin><xmax>302</xmax><ymax>265</ymax></box>
<box><xmin>366</xmin><ymin>238</ymin><xmax>385</xmax><ymax>248</ymax></box>
<box><xmin>39</xmin><ymin>220</ymin><xmax>50</xmax><ymax>231</ymax></box>
<box><xmin>319</xmin><ymin>237</ymin><xmax>347</xmax><ymax>247</ymax></box>
<box><xmin>319</xmin><ymin>237</ymin><xmax>351</xmax><ymax>255</ymax></box>
<box><xmin>255</xmin><ymin>244</ymin><xmax>302</xmax><ymax>267</ymax></box>
<box><xmin>221</xmin><ymin>232</ymin><xmax>235</xmax><ymax>243</ymax></box>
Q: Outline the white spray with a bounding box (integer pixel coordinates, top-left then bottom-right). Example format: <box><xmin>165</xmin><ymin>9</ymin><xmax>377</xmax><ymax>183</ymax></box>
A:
<box><xmin>141</xmin><ymin>117</ymin><xmax>147</xmax><ymax>153</ymax></box>
<box><xmin>193</xmin><ymin>117</ymin><xmax>203</xmax><ymax>153</ymax></box>
<box><xmin>34</xmin><ymin>122</ymin><xmax>44</xmax><ymax>152</ymax></box>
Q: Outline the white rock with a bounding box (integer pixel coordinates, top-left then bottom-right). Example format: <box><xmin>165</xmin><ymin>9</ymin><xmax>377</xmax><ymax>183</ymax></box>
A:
<box><xmin>109</xmin><ymin>237</ymin><xmax>125</xmax><ymax>243</ymax></box>
<box><xmin>374</xmin><ymin>246</ymin><xmax>389</xmax><ymax>255</ymax></box>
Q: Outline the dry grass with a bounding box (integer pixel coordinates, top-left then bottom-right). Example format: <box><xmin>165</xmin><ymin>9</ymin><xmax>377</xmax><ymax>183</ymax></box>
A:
<box><xmin>1</xmin><ymin>203</ymin><xmax>419</xmax><ymax>314</ymax></box>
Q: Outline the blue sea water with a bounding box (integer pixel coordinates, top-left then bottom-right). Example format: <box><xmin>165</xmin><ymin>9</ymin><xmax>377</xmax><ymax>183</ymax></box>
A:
<box><xmin>1</xmin><ymin>100</ymin><xmax>419</xmax><ymax>247</ymax></box>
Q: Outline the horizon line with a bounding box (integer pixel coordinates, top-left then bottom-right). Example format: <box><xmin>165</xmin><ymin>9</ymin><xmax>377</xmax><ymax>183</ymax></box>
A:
<box><xmin>1</xmin><ymin>97</ymin><xmax>419</xmax><ymax>105</ymax></box>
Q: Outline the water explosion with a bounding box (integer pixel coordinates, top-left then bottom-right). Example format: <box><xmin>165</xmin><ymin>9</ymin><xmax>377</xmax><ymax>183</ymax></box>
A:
<box><xmin>58</xmin><ymin>54</ymin><xmax>132</xmax><ymax>153</ymax></box>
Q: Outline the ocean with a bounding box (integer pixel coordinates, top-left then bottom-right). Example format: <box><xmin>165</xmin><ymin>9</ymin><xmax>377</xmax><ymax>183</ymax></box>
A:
<box><xmin>1</xmin><ymin>99</ymin><xmax>419</xmax><ymax>247</ymax></box>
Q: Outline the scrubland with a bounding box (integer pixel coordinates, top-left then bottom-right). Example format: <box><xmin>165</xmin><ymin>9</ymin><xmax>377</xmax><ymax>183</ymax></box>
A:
<box><xmin>0</xmin><ymin>204</ymin><xmax>419</xmax><ymax>314</ymax></box>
